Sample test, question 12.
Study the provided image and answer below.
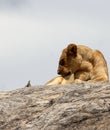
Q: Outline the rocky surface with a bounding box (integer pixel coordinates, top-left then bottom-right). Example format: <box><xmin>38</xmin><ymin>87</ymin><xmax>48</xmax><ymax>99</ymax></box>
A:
<box><xmin>0</xmin><ymin>82</ymin><xmax>110</xmax><ymax>130</ymax></box>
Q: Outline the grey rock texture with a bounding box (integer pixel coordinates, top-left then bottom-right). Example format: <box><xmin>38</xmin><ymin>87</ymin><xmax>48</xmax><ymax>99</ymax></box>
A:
<box><xmin>0</xmin><ymin>82</ymin><xmax>110</xmax><ymax>130</ymax></box>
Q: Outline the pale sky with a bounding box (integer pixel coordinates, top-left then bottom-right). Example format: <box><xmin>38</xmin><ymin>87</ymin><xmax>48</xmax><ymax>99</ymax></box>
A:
<box><xmin>0</xmin><ymin>0</ymin><xmax>110</xmax><ymax>91</ymax></box>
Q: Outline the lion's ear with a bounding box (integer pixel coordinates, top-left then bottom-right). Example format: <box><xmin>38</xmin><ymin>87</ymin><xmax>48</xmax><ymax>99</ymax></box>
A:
<box><xmin>67</xmin><ymin>44</ymin><xmax>77</xmax><ymax>57</ymax></box>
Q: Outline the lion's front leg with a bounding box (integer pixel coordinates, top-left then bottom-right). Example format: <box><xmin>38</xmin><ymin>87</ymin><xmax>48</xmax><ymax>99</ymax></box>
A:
<box><xmin>45</xmin><ymin>76</ymin><xmax>63</xmax><ymax>86</ymax></box>
<box><xmin>61</xmin><ymin>74</ymin><xmax>74</xmax><ymax>84</ymax></box>
<box><xmin>45</xmin><ymin>74</ymin><xmax>74</xmax><ymax>86</ymax></box>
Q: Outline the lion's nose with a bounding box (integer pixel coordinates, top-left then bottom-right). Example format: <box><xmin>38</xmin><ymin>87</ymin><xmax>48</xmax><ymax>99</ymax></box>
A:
<box><xmin>57</xmin><ymin>70</ymin><xmax>61</xmax><ymax>75</ymax></box>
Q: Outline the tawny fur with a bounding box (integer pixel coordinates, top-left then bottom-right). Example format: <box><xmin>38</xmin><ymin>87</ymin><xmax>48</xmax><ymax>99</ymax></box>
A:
<box><xmin>45</xmin><ymin>74</ymin><xmax>74</xmax><ymax>86</ymax></box>
<box><xmin>45</xmin><ymin>43</ymin><xmax>109</xmax><ymax>86</ymax></box>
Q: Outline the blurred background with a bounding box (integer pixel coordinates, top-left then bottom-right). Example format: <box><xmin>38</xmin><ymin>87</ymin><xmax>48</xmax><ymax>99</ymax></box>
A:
<box><xmin>0</xmin><ymin>0</ymin><xmax>110</xmax><ymax>91</ymax></box>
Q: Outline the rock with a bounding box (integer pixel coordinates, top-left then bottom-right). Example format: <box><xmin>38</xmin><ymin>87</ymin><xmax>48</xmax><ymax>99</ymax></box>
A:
<box><xmin>0</xmin><ymin>82</ymin><xmax>110</xmax><ymax>130</ymax></box>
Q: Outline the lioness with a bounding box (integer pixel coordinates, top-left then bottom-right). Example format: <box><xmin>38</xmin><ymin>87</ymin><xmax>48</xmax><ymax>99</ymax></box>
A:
<box><xmin>46</xmin><ymin>43</ymin><xmax>109</xmax><ymax>86</ymax></box>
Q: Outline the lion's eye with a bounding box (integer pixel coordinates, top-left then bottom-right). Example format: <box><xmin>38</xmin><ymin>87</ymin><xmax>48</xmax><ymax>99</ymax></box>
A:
<box><xmin>60</xmin><ymin>59</ymin><xmax>65</xmax><ymax>66</ymax></box>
